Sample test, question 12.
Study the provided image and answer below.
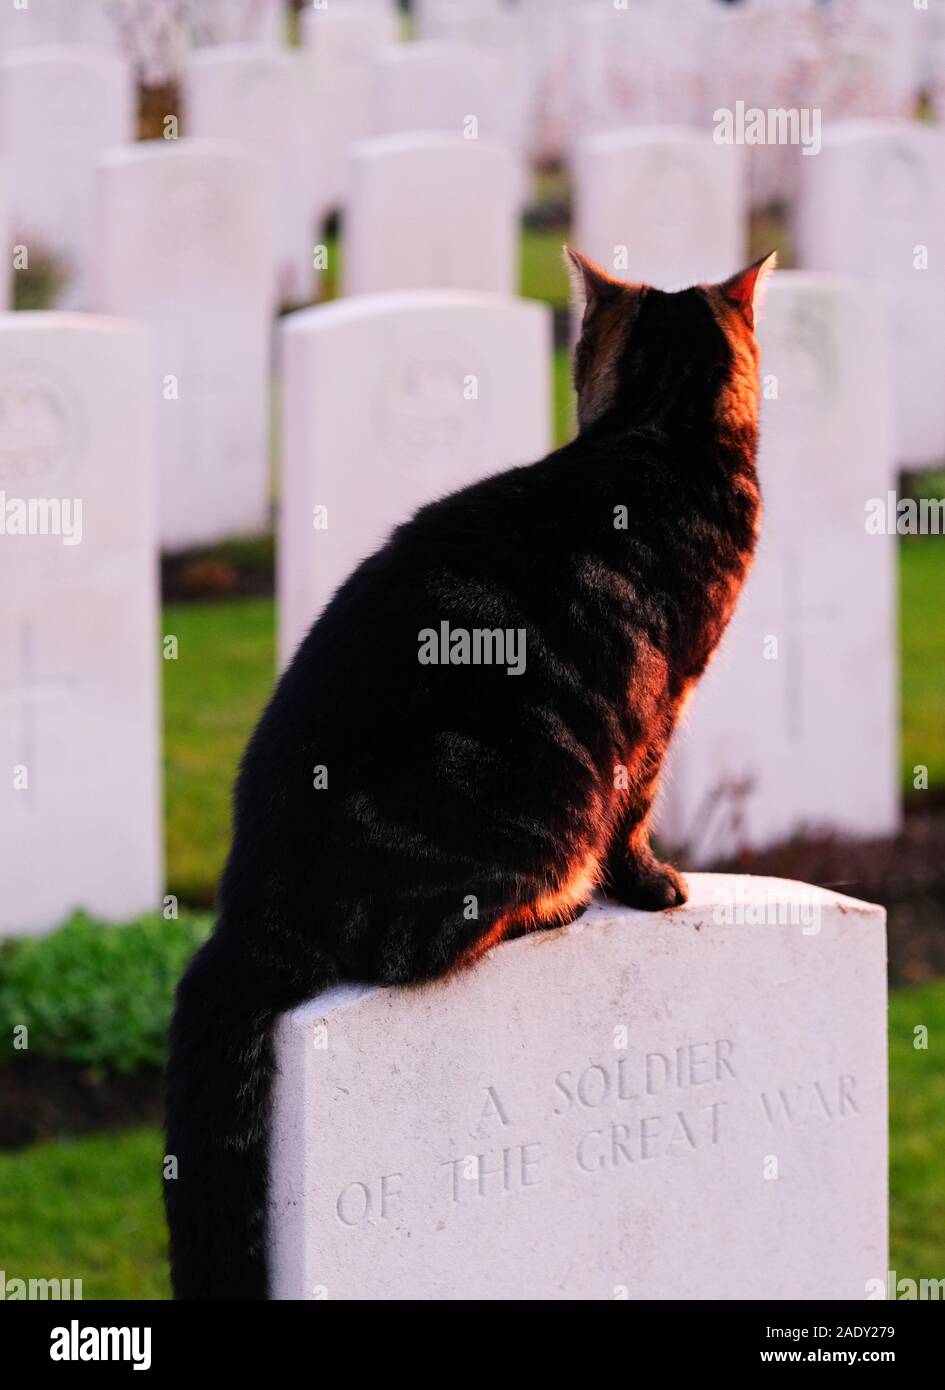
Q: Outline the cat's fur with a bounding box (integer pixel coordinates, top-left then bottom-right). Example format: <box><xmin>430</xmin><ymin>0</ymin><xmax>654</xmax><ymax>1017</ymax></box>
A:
<box><xmin>164</xmin><ymin>248</ymin><xmax>775</xmax><ymax>1299</ymax></box>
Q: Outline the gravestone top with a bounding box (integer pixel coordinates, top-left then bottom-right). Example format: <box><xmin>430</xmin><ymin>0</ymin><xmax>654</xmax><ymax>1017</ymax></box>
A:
<box><xmin>269</xmin><ymin>874</ymin><xmax>887</xmax><ymax>1301</ymax></box>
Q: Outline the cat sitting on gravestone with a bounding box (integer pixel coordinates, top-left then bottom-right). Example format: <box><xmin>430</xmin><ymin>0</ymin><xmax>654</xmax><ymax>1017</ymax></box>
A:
<box><xmin>165</xmin><ymin>246</ymin><xmax>777</xmax><ymax>1299</ymax></box>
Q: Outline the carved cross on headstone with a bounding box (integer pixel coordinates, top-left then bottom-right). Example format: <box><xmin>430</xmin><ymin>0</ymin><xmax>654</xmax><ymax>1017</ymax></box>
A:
<box><xmin>0</xmin><ymin>619</ymin><xmax>75</xmax><ymax>807</ymax></box>
<box><xmin>757</xmin><ymin>552</ymin><xmax>839</xmax><ymax>744</ymax></box>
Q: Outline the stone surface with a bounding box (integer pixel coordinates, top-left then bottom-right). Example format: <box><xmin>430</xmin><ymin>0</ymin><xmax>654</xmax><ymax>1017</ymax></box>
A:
<box><xmin>300</xmin><ymin>6</ymin><xmax>400</xmax><ymax>222</ymax></box>
<box><xmin>93</xmin><ymin>139</ymin><xmax>274</xmax><ymax>550</ymax></box>
<box><xmin>657</xmin><ymin>274</ymin><xmax>900</xmax><ymax>861</ymax></box>
<box><xmin>183</xmin><ymin>45</ymin><xmax>317</xmax><ymax>304</ymax></box>
<box><xmin>278</xmin><ymin>290</ymin><xmax>551</xmax><ymax>666</ymax></box>
<box><xmin>0</xmin><ymin>47</ymin><xmax>135</xmax><ymax>310</ymax></box>
<box><xmin>0</xmin><ymin>313</ymin><xmax>161</xmax><ymax>936</ymax></box>
<box><xmin>269</xmin><ymin>874</ymin><xmax>888</xmax><ymax>1300</ymax></box>
<box><xmin>574</xmin><ymin>126</ymin><xmax>746</xmax><ymax>293</ymax></box>
<box><xmin>0</xmin><ymin>0</ymin><xmax>119</xmax><ymax>48</ymax></box>
<box><xmin>796</xmin><ymin>120</ymin><xmax>945</xmax><ymax>469</ymax></box>
<box><xmin>371</xmin><ymin>40</ymin><xmax>504</xmax><ymax>143</ymax></box>
<box><xmin>343</xmin><ymin>134</ymin><xmax>517</xmax><ymax>296</ymax></box>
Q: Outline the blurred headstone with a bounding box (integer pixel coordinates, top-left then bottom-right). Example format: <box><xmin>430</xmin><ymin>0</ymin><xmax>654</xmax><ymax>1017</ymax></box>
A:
<box><xmin>188</xmin><ymin>0</ymin><xmax>286</xmax><ymax>47</ymax></box>
<box><xmin>796</xmin><ymin>121</ymin><xmax>945</xmax><ymax>468</ymax></box>
<box><xmin>93</xmin><ymin>140</ymin><xmax>275</xmax><ymax>550</ymax></box>
<box><xmin>371</xmin><ymin>41</ymin><xmax>504</xmax><ymax>142</ymax></box>
<box><xmin>0</xmin><ymin>48</ymin><xmax>135</xmax><ymax>310</ymax></box>
<box><xmin>574</xmin><ymin>127</ymin><xmax>746</xmax><ymax>291</ymax></box>
<box><xmin>344</xmin><ymin>135</ymin><xmax>518</xmax><ymax>296</ymax></box>
<box><xmin>657</xmin><ymin>274</ymin><xmax>900</xmax><ymax>860</ymax></box>
<box><xmin>278</xmin><ymin>291</ymin><xmax>551</xmax><ymax>665</ymax></box>
<box><xmin>0</xmin><ymin>313</ymin><xmax>161</xmax><ymax>936</ymax></box>
<box><xmin>184</xmin><ymin>45</ymin><xmax>316</xmax><ymax>304</ymax></box>
<box><xmin>300</xmin><ymin>6</ymin><xmax>400</xmax><ymax>224</ymax></box>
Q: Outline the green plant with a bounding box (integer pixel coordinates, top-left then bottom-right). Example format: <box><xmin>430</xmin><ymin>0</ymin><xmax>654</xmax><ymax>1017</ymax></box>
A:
<box><xmin>0</xmin><ymin>913</ymin><xmax>211</xmax><ymax>1073</ymax></box>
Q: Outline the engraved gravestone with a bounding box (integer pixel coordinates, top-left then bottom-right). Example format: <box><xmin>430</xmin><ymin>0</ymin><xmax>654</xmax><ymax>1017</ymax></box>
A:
<box><xmin>0</xmin><ymin>314</ymin><xmax>161</xmax><ymax>937</ymax></box>
<box><xmin>574</xmin><ymin>128</ymin><xmax>746</xmax><ymax>292</ymax></box>
<box><xmin>184</xmin><ymin>46</ymin><xmax>316</xmax><ymax>305</ymax></box>
<box><xmin>93</xmin><ymin>140</ymin><xmax>275</xmax><ymax>550</ymax></box>
<box><xmin>656</xmin><ymin>275</ymin><xmax>900</xmax><ymax>861</ymax></box>
<box><xmin>796</xmin><ymin>121</ymin><xmax>945</xmax><ymax>468</ymax></box>
<box><xmin>0</xmin><ymin>48</ymin><xmax>135</xmax><ymax>310</ymax></box>
<box><xmin>344</xmin><ymin>135</ymin><xmax>517</xmax><ymax>297</ymax></box>
<box><xmin>269</xmin><ymin>874</ymin><xmax>887</xmax><ymax>1299</ymax></box>
<box><xmin>278</xmin><ymin>291</ymin><xmax>551</xmax><ymax>666</ymax></box>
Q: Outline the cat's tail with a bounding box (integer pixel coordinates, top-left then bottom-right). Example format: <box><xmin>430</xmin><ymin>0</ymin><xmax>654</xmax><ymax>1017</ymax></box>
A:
<box><xmin>164</xmin><ymin>926</ymin><xmax>328</xmax><ymax>1300</ymax></box>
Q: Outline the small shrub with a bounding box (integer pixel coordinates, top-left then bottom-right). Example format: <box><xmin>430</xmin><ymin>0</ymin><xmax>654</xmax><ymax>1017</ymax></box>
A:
<box><xmin>0</xmin><ymin>912</ymin><xmax>212</xmax><ymax>1074</ymax></box>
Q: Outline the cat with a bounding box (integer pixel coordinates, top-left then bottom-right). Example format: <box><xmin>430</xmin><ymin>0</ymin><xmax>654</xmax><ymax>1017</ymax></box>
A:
<box><xmin>164</xmin><ymin>246</ymin><xmax>776</xmax><ymax>1299</ymax></box>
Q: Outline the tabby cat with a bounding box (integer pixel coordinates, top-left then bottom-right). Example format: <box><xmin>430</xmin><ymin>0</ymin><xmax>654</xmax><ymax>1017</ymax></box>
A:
<box><xmin>165</xmin><ymin>246</ymin><xmax>776</xmax><ymax>1299</ymax></box>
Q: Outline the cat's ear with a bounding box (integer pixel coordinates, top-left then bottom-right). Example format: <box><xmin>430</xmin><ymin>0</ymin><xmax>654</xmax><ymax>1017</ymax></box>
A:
<box><xmin>563</xmin><ymin>246</ymin><xmax>624</xmax><ymax>321</ymax></box>
<box><xmin>719</xmin><ymin>251</ymin><xmax>778</xmax><ymax>331</ymax></box>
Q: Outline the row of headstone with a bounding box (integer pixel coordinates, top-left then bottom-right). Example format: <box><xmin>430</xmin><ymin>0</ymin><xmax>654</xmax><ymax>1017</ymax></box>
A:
<box><xmin>0</xmin><ymin>0</ymin><xmax>286</xmax><ymax>63</ymax></box>
<box><xmin>551</xmin><ymin>0</ymin><xmax>925</xmax><ymax>201</ymax></box>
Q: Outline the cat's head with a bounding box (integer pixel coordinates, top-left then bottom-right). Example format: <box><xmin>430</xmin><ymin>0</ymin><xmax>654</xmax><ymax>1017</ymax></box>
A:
<box><xmin>563</xmin><ymin>247</ymin><xmax>777</xmax><ymax>436</ymax></box>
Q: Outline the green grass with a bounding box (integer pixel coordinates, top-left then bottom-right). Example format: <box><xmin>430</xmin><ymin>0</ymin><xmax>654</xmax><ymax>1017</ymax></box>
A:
<box><xmin>0</xmin><ymin>979</ymin><xmax>941</xmax><ymax>1299</ymax></box>
<box><xmin>0</xmin><ymin>1128</ymin><xmax>170</xmax><ymax>1299</ymax></box>
<box><xmin>163</xmin><ymin>598</ymin><xmax>275</xmax><ymax>906</ymax></box>
<box><xmin>899</xmin><ymin>538</ymin><xmax>945</xmax><ymax>795</ymax></box>
<box><xmin>888</xmin><ymin>981</ymin><xmax>945</xmax><ymax>1276</ymax></box>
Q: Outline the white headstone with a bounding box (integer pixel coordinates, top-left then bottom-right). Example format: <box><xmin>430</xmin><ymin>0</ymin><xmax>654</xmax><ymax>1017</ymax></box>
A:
<box><xmin>300</xmin><ymin>7</ymin><xmax>400</xmax><ymax>222</ymax></box>
<box><xmin>817</xmin><ymin>0</ymin><xmax>918</xmax><ymax>124</ymax></box>
<box><xmin>797</xmin><ymin>121</ymin><xmax>945</xmax><ymax>469</ymax></box>
<box><xmin>183</xmin><ymin>46</ymin><xmax>316</xmax><ymax>304</ymax></box>
<box><xmin>278</xmin><ymin>290</ymin><xmax>551</xmax><ymax>666</ymax></box>
<box><xmin>416</xmin><ymin>1</ymin><xmax>530</xmax><ymax>168</ymax></box>
<box><xmin>574</xmin><ymin>128</ymin><xmax>746</xmax><ymax>291</ymax></box>
<box><xmin>344</xmin><ymin>135</ymin><xmax>518</xmax><ymax>297</ymax></box>
<box><xmin>700</xmin><ymin>0</ymin><xmax>823</xmax><ymax>211</ymax></box>
<box><xmin>657</xmin><ymin>274</ymin><xmax>900</xmax><ymax>862</ymax></box>
<box><xmin>0</xmin><ymin>0</ymin><xmax>119</xmax><ymax>47</ymax></box>
<box><xmin>568</xmin><ymin>1</ymin><xmax>709</xmax><ymax>146</ymax></box>
<box><xmin>269</xmin><ymin>875</ymin><xmax>888</xmax><ymax>1300</ymax></box>
<box><xmin>0</xmin><ymin>48</ymin><xmax>135</xmax><ymax>310</ymax></box>
<box><xmin>372</xmin><ymin>41</ymin><xmax>504</xmax><ymax>142</ymax></box>
<box><xmin>93</xmin><ymin>140</ymin><xmax>275</xmax><ymax>551</ymax></box>
<box><xmin>0</xmin><ymin>313</ymin><xmax>161</xmax><ymax>937</ymax></box>
<box><xmin>0</xmin><ymin>161</ymin><xmax>11</xmax><ymax>310</ymax></box>
<box><xmin>518</xmin><ymin>0</ymin><xmax>581</xmax><ymax>164</ymax></box>
<box><xmin>188</xmin><ymin>0</ymin><xmax>286</xmax><ymax>46</ymax></box>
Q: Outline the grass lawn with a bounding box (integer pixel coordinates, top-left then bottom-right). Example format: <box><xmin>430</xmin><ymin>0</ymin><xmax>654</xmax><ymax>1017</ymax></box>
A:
<box><xmin>899</xmin><ymin>538</ymin><xmax>945</xmax><ymax>796</ymax></box>
<box><xmin>1</xmin><ymin>978</ymin><xmax>941</xmax><ymax>1299</ymax></box>
<box><xmin>163</xmin><ymin>599</ymin><xmax>275</xmax><ymax>906</ymax></box>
